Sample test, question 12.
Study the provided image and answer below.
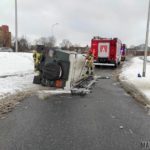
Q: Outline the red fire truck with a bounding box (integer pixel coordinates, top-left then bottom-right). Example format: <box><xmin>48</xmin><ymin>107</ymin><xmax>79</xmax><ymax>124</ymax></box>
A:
<box><xmin>90</xmin><ymin>37</ymin><xmax>122</xmax><ymax>67</ymax></box>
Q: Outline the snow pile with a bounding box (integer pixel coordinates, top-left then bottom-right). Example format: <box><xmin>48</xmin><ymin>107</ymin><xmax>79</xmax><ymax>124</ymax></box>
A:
<box><xmin>147</xmin><ymin>56</ymin><xmax>150</xmax><ymax>62</ymax></box>
<box><xmin>120</xmin><ymin>57</ymin><xmax>150</xmax><ymax>104</ymax></box>
<box><xmin>0</xmin><ymin>52</ymin><xmax>40</xmax><ymax>100</ymax></box>
<box><xmin>0</xmin><ymin>52</ymin><xmax>34</xmax><ymax>76</ymax></box>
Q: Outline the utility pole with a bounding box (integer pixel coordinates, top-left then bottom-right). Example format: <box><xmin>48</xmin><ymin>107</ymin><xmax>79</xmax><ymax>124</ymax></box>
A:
<box><xmin>143</xmin><ymin>0</ymin><xmax>150</xmax><ymax>77</ymax></box>
<box><xmin>15</xmin><ymin>0</ymin><xmax>18</xmax><ymax>52</ymax></box>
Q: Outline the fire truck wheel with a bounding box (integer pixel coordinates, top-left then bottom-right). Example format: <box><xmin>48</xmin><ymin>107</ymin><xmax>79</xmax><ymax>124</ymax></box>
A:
<box><xmin>114</xmin><ymin>63</ymin><xmax>118</xmax><ymax>68</ymax></box>
<box><xmin>95</xmin><ymin>65</ymin><xmax>99</xmax><ymax>68</ymax></box>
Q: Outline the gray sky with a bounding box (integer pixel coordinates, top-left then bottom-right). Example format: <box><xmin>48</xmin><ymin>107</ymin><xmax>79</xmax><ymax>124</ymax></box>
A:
<box><xmin>0</xmin><ymin>0</ymin><xmax>149</xmax><ymax>47</ymax></box>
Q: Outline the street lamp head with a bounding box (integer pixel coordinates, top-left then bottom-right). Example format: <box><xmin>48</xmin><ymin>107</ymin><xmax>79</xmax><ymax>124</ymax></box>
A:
<box><xmin>52</xmin><ymin>23</ymin><xmax>59</xmax><ymax>28</ymax></box>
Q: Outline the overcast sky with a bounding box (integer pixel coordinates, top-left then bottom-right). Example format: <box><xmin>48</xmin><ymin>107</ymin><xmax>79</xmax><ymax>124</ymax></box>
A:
<box><xmin>0</xmin><ymin>0</ymin><xmax>149</xmax><ymax>47</ymax></box>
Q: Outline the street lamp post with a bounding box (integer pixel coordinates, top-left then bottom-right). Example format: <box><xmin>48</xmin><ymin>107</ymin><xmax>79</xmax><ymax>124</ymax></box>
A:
<box><xmin>51</xmin><ymin>23</ymin><xmax>59</xmax><ymax>37</ymax></box>
<box><xmin>15</xmin><ymin>0</ymin><xmax>18</xmax><ymax>52</ymax></box>
<box><xmin>143</xmin><ymin>0</ymin><xmax>150</xmax><ymax>77</ymax></box>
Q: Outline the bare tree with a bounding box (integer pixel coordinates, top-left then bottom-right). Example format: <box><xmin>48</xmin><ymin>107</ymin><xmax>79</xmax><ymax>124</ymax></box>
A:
<box><xmin>11</xmin><ymin>35</ymin><xmax>15</xmax><ymax>46</ymax></box>
<box><xmin>11</xmin><ymin>35</ymin><xmax>15</xmax><ymax>51</ymax></box>
<box><xmin>46</xmin><ymin>36</ymin><xmax>56</xmax><ymax>48</ymax></box>
<box><xmin>35</xmin><ymin>36</ymin><xmax>56</xmax><ymax>48</ymax></box>
<box><xmin>38</xmin><ymin>37</ymin><xmax>47</xmax><ymax>45</ymax></box>
<box><xmin>60</xmin><ymin>39</ymin><xmax>72</xmax><ymax>50</ymax></box>
<box><xmin>18</xmin><ymin>36</ymin><xmax>29</xmax><ymax>52</ymax></box>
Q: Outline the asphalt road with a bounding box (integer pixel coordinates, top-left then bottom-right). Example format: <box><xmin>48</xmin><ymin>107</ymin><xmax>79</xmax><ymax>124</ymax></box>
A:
<box><xmin>0</xmin><ymin>67</ymin><xmax>150</xmax><ymax>150</ymax></box>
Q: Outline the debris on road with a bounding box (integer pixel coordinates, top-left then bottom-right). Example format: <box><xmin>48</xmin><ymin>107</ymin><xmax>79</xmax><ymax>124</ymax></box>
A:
<box><xmin>129</xmin><ymin>129</ymin><xmax>133</xmax><ymax>134</ymax></box>
<box><xmin>71</xmin><ymin>88</ymin><xmax>91</xmax><ymax>96</ymax></box>
<box><xmin>111</xmin><ymin>115</ymin><xmax>116</xmax><ymax>119</ymax></box>
<box><xmin>95</xmin><ymin>75</ymin><xmax>110</xmax><ymax>80</ymax></box>
<box><xmin>119</xmin><ymin>125</ymin><xmax>124</xmax><ymax>129</ymax></box>
<box><xmin>71</xmin><ymin>76</ymin><xmax>96</xmax><ymax>96</ymax></box>
<box><xmin>37</xmin><ymin>89</ymin><xmax>71</xmax><ymax>100</ymax></box>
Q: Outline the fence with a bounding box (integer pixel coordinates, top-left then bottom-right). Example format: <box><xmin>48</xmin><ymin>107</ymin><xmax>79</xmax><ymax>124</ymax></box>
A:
<box><xmin>126</xmin><ymin>50</ymin><xmax>150</xmax><ymax>56</ymax></box>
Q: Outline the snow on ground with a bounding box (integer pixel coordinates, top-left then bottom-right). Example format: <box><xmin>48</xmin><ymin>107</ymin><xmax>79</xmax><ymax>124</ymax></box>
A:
<box><xmin>0</xmin><ymin>52</ymin><xmax>41</xmax><ymax>100</ymax></box>
<box><xmin>147</xmin><ymin>56</ymin><xmax>150</xmax><ymax>62</ymax></box>
<box><xmin>120</xmin><ymin>56</ymin><xmax>150</xmax><ymax>105</ymax></box>
<box><xmin>0</xmin><ymin>52</ymin><xmax>34</xmax><ymax>76</ymax></box>
<box><xmin>1</xmin><ymin>52</ymin><xmax>150</xmax><ymax>105</ymax></box>
<box><xmin>0</xmin><ymin>74</ymin><xmax>40</xmax><ymax>99</ymax></box>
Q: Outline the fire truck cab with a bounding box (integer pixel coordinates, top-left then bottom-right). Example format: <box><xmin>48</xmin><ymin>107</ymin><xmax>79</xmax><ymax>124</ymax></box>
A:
<box><xmin>91</xmin><ymin>36</ymin><xmax>122</xmax><ymax>67</ymax></box>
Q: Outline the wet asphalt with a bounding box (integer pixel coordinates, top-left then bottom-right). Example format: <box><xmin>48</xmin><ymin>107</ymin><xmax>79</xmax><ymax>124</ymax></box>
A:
<box><xmin>0</xmin><ymin>67</ymin><xmax>150</xmax><ymax>150</ymax></box>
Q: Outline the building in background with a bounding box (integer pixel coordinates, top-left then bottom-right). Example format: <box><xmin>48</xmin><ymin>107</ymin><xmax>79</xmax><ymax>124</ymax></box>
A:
<box><xmin>0</xmin><ymin>25</ymin><xmax>11</xmax><ymax>47</ymax></box>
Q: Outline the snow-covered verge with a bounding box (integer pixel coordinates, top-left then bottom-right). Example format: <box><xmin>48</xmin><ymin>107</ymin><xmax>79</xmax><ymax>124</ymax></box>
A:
<box><xmin>0</xmin><ymin>52</ymin><xmax>34</xmax><ymax>77</ymax></box>
<box><xmin>0</xmin><ymin>74</ymin><xmax>41</xmax><ymax>100</ymax></box>
<box><xmin>119</xmin><ymin>57</ymin><xmax>150</xmax><ymax>106</ymax></box>
<box><xmin>0</xmin><ymin>52</ymin><xmax>43</xmax><ymax>100</ymax></box>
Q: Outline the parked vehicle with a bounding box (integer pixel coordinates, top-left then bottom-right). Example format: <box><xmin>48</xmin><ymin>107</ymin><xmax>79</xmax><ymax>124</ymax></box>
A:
<box><xmin>90</xmin><ymin>36</ymin><xmax>122</xmax><ymax>67</ymax></box>
<box><xmin>0</xmin><ymin>47</ymin><xmax>13</xmax><ymax>52</ymax></box>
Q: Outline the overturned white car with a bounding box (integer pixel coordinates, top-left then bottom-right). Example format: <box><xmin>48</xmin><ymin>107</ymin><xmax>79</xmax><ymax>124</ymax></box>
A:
<box><xmin>33</xmin><ymin>49</ymin><xmax>93</xmax><ymax>91</ymax></box>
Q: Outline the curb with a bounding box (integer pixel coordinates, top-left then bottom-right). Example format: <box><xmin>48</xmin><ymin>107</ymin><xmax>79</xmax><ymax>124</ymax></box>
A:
<box><xmin>118</xmin><ymin>76</ymin><xmax>150</xmax><ymax>108</ymax></box>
